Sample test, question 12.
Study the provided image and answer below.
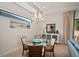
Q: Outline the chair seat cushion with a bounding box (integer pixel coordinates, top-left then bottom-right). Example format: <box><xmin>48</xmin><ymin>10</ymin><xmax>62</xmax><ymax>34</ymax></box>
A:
<box><xmin>44</xmin><ymin>45</ymin><xmax>53</xmax><ymax>51</ymax></box>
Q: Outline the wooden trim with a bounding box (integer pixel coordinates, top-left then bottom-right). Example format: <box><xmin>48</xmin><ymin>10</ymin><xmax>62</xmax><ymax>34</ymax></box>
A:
<box><xmin>73</xmin><ymin>11</ymin><xmax>76</xmax><ymax>39</ymax></box>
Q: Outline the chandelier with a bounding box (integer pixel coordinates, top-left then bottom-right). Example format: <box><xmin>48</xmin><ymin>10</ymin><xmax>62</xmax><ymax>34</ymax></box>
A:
<box><xmin>32</xmin><ymin>10</ymin><xmax>44</xmax><ymax>24</ymax></box>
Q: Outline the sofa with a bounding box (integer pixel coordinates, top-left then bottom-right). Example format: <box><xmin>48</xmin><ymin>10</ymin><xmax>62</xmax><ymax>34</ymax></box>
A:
<box><xmin>67</xmin><ymin>39</ymin><xmax>79</xmax><ymax>57</ymax></box>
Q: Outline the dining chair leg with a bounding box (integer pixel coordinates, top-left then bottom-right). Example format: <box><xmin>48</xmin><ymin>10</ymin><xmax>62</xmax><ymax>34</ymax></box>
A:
<box><xmin>22</xmin><ymin>49</ymin><xmax>24</xmax><ymax>56</ymax></box>
<box><xmin>43</xmin><ymin>52</ymin><xmax>45</xmax><ymax>57</ymax></box>
<box><xmin>53</xmin><ymin>45</ymin><xmax>54</xmax><ymax>57</ymax></box>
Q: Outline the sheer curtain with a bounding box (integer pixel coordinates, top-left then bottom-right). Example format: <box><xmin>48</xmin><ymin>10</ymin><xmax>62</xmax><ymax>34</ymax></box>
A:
<box><xmin>63</xmin><ymin>11</ymin><xmax>74</xmax><ymax>44</ymax></box>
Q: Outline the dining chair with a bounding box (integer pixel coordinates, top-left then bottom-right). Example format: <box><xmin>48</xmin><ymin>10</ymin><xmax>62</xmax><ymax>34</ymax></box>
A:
<box><xmin>28</xmin><ymin>46</ymin><xmax>43</xmax><ymax>57</ymax></box>
<box><xmin>21</xmin><ymin>36</ymin><xmax>29</xmax><ymax>56</ymax></box>
<box><xmin>44</xmin><ymin>39</ymin><xmax>55</xmax><ymax>57</ymax></box>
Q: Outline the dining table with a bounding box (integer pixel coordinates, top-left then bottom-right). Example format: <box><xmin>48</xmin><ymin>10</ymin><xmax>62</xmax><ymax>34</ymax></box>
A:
<box><xmin>26</xmin><ymin>39</ymin><xmax>55</xmax><ymax>56</ymax></box>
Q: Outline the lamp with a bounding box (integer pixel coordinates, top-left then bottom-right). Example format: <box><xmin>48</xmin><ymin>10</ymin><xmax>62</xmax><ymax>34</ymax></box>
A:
<box><xmin>32</xmin><ymin>10</ymin><xmax>44</xmax><ymax>24</ymax></box>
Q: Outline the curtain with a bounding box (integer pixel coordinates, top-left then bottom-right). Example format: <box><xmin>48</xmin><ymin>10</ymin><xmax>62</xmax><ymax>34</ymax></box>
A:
<box><xmin>63</xmin><ymin>11</ymin><xmax>74</xmax><ymax>44</ymax></box>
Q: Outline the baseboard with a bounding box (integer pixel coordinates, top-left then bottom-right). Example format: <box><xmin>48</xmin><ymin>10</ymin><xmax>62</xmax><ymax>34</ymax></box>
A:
<box><xmin>0</xmin><ymin>46</ymin><xmax>22</xmax><ymax>57</ymax></box>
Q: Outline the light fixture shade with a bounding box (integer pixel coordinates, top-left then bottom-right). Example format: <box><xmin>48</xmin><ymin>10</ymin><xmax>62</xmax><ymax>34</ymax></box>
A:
<box><xmin>34</xmin><ymin>13</ymin><xmax>37</xmax><ymax>18</ymax></box>
<box><xmin>38</xmin><ymin>12</ymin><xmax>42</xmax><ymax>18</ymax></box>
<box><xmin>32</xmin><ymin>9</ymin><xmax>44</xmax><ymax>23</ymax></box>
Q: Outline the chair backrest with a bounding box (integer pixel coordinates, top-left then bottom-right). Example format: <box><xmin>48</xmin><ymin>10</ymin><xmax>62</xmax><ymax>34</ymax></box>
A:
<box><xmin>46</xmin><ymin>39</ymin><xmax>55</xmax><ymax>46</ymax></box>
<box><xmin>21</xmin><ymin>36</ymin><xmax>28</xmax><ymax>49</ymax></box>
<box><xmin>28</xmin><ymin>46</ymin><xmax>43</xmax><ymax>57</ymax></box>
<box><xmin>21</xmin><ymin>36</ymin><xmax>27</xmax><ymax>45</ymax></box>
<box><xmin>33</xmin><ymin>35</ymin><xmax>41</xmax><ymax>39</ymax></box>
<box><xmin>51</xmin><ymin>38</ymin><xmax>55</xmax><ymax>45</ymax></box>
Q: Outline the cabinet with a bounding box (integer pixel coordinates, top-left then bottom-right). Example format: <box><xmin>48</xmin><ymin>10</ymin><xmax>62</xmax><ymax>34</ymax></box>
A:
<box><xmin>42</xmin><ymin>33</ymin><xmax>59</xmax><ymax>43</ymax></box>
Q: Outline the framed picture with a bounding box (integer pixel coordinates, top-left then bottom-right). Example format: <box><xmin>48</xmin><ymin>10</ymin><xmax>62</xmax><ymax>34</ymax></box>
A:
<box><xmin>10</xmin><ymin>20</ymin><xmax>30</xmax><ymax>29</ymax></box>
<box><xmin>46</xmin><ymin>24</ymin><xmax>55</xmax><ymax>33</ymax></box>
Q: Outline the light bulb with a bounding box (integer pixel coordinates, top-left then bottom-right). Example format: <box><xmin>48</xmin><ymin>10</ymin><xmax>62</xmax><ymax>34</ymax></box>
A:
<box><xmin>38</xmin><ymin>13</ymin><xmax>42</xmax><ymax>18</ymax></box>
<box><xmin>41</xmin><ymin>18</ymin><xmax>44</xmax><ymax>20</ymax></box>
<box><xmin>34</xmin><ymin>13</ymin><xmax>37</xmax><ymax>18</ymax></box>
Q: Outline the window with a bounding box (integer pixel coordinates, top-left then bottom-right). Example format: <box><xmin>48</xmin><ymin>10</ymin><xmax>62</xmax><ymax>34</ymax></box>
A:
<box><xmin>74</xmin><ymin>19</ymin><xmax>79</xmax><ymax>40</ymax></box>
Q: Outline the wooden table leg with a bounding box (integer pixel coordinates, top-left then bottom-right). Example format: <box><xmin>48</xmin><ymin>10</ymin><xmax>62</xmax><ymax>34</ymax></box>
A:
<box><xmin>53</xmin><ymin>45</ymin><xmax>54</xmax><ymax>57</ymax></box>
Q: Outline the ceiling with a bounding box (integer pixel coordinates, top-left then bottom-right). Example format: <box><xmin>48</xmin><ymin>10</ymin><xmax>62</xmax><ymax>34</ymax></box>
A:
<box><xmin>15</xmin><ymin>2</ymin><xmax>79</xmax><ymax>15</ymax></box>
<box><xmin>33</xmin><ymin>2</ymin><xmax>79</xmax><ymax>15</ymax></box>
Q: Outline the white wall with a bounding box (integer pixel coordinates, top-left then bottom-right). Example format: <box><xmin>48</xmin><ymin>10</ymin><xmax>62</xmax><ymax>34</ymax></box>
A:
<box><xmin>40</xmin><ymin>12</ymin><xmax>64</xmax><ymax>43</ymax></box>
<box><xmin>0</xmin><ymin>15</ymin><xmax>43</xmax><ymax>56</ymax></box>
<box><xmin>0</xmin><ymin>2</ymin><xmax>43</xmax><ymax>56</ymax></box>
<box><xmin>43</xmin><ymin>12</ymin><xmax>63</xmax><ymax>35</ymax></box>
<box><xmin>0</xmin><ymin>16</ymin><xmax>28</xmax><ymax>55</ymax></box>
